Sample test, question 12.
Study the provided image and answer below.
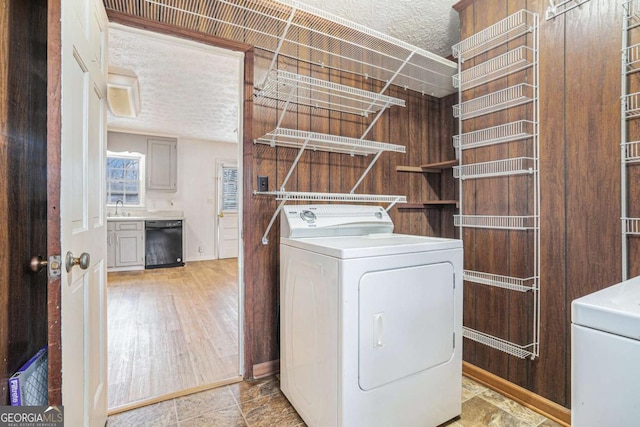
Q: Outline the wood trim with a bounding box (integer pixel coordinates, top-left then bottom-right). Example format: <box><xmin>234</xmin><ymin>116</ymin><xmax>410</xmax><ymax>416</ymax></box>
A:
<box><xmin>107</xmin><ymin>376</ymin><xmax>243</xmax><ymax>416</ymax></box>
<box><xmin>242</xmin><ymin>49</ymin><xmax>255</xmax><ymax>379</ymax></box>
<box><xmin>452</xmin><ymin>0</ymin><xmax>474</xmax><ymax>12</ymax></box>
<box><xmin>463</xmin><ymin>362</ymin><xmax>571</xmax><ymax>427</ymax></box>
<box><xmin>252</xmin><ymin>360</ymin><xmax>280</xmax><ymax>379</ymax></box>
<box><xmin>105</xmin><ymin>10</ymin><xmax>252</xmax><ymax>53</ymax></box>
<box><xmin>47</xmin><ymin>0</ymin><xmax>63</xmax><ymax>406</ymax></box>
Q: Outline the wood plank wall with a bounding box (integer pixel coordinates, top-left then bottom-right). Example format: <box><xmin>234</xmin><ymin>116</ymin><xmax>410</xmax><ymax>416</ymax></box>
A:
<box><xmin>454</xmin><ymin>0</ymin><xmax>622</xmax><ymax>408</ymax></box>
<box><xmin>246</xmin><ymin>50</ymin><xmax>457</xmax><ymax>374</ymax></box>
<box><xmin>0</xmin><ymin>0</ymin><xmax>49</xmax><ymax>405</ymax></box>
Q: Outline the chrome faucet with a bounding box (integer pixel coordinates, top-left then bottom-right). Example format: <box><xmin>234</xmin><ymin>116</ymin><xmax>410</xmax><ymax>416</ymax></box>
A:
<box><xmin>115</xmin><ymin>199</ymin><xmax>124</xmax><ymax>216</ymax></box>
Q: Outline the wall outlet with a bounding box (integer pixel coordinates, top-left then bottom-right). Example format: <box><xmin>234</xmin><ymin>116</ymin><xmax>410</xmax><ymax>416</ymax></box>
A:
<box><xmin>258</xmin><ymin>176</ymin><xmax>268</xmax><ymax>192</ymax></box>
<box><xmin>198</xmin><ymin>245</ymin><xmax>204</xmax><ymax>253</ymax></box>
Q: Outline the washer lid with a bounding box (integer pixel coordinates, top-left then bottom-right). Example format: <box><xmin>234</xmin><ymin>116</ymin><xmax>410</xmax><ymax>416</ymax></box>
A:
<box><xmin>281</xmin><ymin>204</ymin><xmax>393</xmax><ymax>239</ymax></box>
<box><xmin>281</xmin><ymin>233</ymin><xmax>461</xmax><ymax>259</ymax></box>
<box><xmin>572</xmin><ymin>275</ymin><xmax>640</xmax><ymax>340</ymax></box>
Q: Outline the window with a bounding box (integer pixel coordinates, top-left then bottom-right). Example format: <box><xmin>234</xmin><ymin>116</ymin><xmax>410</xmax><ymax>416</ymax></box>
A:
<box><xmin>106</xmin><ymin>151</ymin><xmax>145</xmax><ymax>205</ymax></box>
<box><xmin>221</xmin><ymin>166</ymin><xmax>238</xmax><ymax>212</ymax></box>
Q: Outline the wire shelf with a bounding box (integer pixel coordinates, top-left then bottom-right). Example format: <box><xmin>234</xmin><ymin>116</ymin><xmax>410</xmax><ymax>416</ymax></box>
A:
<box><xmin>464</xmin><ymin>270</ymin><xmax>536</xmax><ymax>292</ymax></box>
<box><xmin>254</xmin><ymin>191</ymin><xmax>407</xmax><ymax>204</ymax></box>
<box><xmin>624</xmin><ymin>141</ymin><xmax>640</xmax><ymax>163</ymax></box>
<box><xmin>624</xmin><ymin>218</ymin><xmax>640</xmax><ymax>235</ymax></box>
<box><xmin>625</xmin><ymin>43</ymin><xmax>640</xmax><ymax>74</ymax></box>
<box><xmin>255</xmin><ymin>70</ymin><xmax>405</xmax><ymax>117</ymax></box>
<box><xmin>452</xmin><ymin>10</ymin><xmax>536</xmax><ymax>62</ymax></box>
<box><xmin>255</xmin><ymin>128</ymin><xmax>406</xmax><ymax>156</ymax></box>
<box><xmin>624</xmin><ymin>92</ymin><xmax>640</xmax><ymax>119</ymax></box>
<box><xmin>104</xmin><ymin>0</ymin><xmax>457</xmax><ymax>98</ymax></box>
<box><xmin>625</xmin><ymin>0</ymin><xmax>640</xmax><ymax>30</ymax></box>
<box><xmin>453</xmin><ymin>84</ymin><xmax>535</xmax><ymax>121</ymax></box>
<box><xmin>454</xmin><ymin>215</ymin><xmax>537</xmax><ymax>230</ymax></box>
<box><xmin>463</xmin><ymin>327</ymin><xmax>535</xmax><ymax>359</ymax></box>
<box><xmin>454</xmin><ymin>120</ymin><xmax>535</xmax><ymax>150</ymax></box>
<box><xmin>546</xmin><ymin>0</ymin><xmax>591</xmax><ymax>21</ymax></box>
<box><xmin>453</xmin><ymin>46</ymin><xmax>535</xmax><ymax>91</ymax></box>
<box><xmin>454</xmin><ymin>157</ymin><xmax>535</xmax><ymax>180</ymax></box>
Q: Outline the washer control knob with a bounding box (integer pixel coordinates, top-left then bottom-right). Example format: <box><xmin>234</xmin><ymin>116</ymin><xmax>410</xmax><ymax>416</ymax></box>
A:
<box><xmin>300</xmin><ymin>210</ymin><xmax>317</xmax><ymax>223</ymax></box>
<box><xmin>375</xmin><ymin>211</ymin><xmax>383</xmax><ymax>219</ymax></box>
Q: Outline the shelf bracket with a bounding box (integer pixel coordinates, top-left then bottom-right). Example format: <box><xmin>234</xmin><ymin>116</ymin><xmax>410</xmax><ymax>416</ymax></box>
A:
<box><xmin>350</xmin><ymin>98</ymin><xmax>393</xmax><ymax>193</ymax></box>
<box><xmin>261</xmin><ymin>6</ymin><xmax>298</xmax><ymax>89</ymax></box>
<box><xmin>275</xmin><ymin>83</ymin><xmax>297</xmax><ymax>130</ymax></box>
<box><xmin>385</xmin><ymin>196</ymin><xmax>402</xmax><ymax>212</ymax></box>
<box><xmin>260</xmin><ymin>195</ymin><xmax>290</xmax><ymax>245</ymax></box>
<box><xmin>280</xmin><ymin>137</ymin><xmax>310</xmax><ymax>191</ymax></box>
<box><xmin>350</xmin><ymin>150</ymin><xmax>383</xmax><ymax>194</ymax></box>
<box><xmin>362</xmin><ymin>51</ymin><xmax>415</xmax><ymax>118</ymax></box>
<box><xmin>545</xmin><ymin>0</ymin><xmax>590</xmax><ymax>20</ymax></box>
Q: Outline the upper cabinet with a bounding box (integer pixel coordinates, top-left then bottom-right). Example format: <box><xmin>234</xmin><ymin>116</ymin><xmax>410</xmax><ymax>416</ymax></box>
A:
<box><xmin>147</xmin><ymin>139</ymin><xmax>177</xmax><ymax>191</ymax></box>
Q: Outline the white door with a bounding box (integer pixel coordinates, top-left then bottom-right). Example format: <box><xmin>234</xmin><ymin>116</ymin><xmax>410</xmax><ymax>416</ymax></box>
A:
<box><xmin>217</xmin><ymin>162</ymin><xmax>239</xmax><ymax>259</ymax></box>
<box><xmin>60</xmin><ymin>0</ymin><xmax>108</xmax><ymax>425</ymax></box>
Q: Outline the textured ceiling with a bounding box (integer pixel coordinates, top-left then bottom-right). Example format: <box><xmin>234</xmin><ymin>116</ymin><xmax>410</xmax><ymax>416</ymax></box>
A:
<box><xmin>107</xmin><ymin>25</ymin><xmax>242</xmax><ymax>143</ymax></box>
<box><xmin>296</xmin><ymin>0</ymin><xmax>460</xmax><ymax>57</ymax></box>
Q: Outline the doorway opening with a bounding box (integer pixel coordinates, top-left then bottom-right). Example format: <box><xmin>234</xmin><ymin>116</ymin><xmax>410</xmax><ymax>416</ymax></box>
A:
<box><xmin>104</xmin><ymin>24</ymin><xmax>245</xmax><ymax>411</ymax></box>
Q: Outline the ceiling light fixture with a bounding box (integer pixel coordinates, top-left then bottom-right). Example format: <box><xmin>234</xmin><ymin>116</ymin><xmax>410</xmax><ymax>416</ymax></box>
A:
<box><xmin>107</xmin><ymin>66</ymin><xmax>141</xmax><ymax>117</ymax></box>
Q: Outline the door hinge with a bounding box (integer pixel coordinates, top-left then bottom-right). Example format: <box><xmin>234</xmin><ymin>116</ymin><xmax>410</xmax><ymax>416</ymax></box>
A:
<box><xmin>453</xmin><ymin>273</ymin><xmax>456</xmax><ymax>289</ymax></box>
<box><xmin>453</xmin><ymin>332</ymin><xmax>456</xmax><ymax>349</ymax></box>
<box><xmin>48</xmin><ymin>255</ymin><xmax>62</xmax><ymax>279</ymax></box>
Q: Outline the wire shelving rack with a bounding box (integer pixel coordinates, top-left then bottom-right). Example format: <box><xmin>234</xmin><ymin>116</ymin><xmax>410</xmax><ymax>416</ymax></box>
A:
<box><xmin>451</xmin><ymin>9</ymin><xmax>540</xmax><ymax>360</ymax></box>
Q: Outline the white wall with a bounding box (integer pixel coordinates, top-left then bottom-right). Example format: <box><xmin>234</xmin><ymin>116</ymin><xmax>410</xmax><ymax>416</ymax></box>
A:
<box><xmin>180</xmin><ymin>137</ymin><xmax>237</xmax><ymax>261</ymax></box>
<box><xmin>107</xmin><ymin>131</ymin><xmax>238</xmax><ymax>261</ymax></box>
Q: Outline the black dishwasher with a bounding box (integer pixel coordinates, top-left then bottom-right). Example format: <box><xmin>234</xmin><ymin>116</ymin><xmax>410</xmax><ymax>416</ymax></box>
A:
<box><xmin>145</xmin><ymin>220</ymin><xmax>184</xmax><ymax>269</ymax></box>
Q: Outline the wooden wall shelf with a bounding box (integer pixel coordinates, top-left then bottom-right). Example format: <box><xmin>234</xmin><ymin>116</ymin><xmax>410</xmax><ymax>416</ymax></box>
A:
<box><xmin>399</xmin><ymin>201</ymin><xmax>458</xmax><ymax>209</ymax></box>
<box><xmin>396</xmin><ymin>159</ymin><xmax>459</xmax><ymax>173</ymax></box>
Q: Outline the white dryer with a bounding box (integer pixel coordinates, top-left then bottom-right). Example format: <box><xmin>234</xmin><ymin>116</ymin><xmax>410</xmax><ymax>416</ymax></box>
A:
<box><xmin>572</xmin><ymin>275</ymin><xmax>640</xmax><ymax>426</ymax></box>
<box><xmin>279</xmin><ymin>204</ymin><xmax>463</xmax><ymax>427</ymax></box>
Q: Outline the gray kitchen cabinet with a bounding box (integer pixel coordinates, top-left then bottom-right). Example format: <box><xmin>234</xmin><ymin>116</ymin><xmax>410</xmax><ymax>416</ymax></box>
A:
<box><xmin>108</xmin><ymin>221</ymin><xmax>144</xmax><ymax>270</ymax></box>
<box><xmin>147</xmin><ymin>138</ymin><xmax>177</xmax><ymax>191</ymax></box>
<box><xmin>107</xmin><ymin>222</ymin><xmax>116</xmax><ymax>269</ymax></box>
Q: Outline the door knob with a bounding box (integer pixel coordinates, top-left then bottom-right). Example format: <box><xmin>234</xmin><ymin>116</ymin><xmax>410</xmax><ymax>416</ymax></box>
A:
<box><xmin>65</xmin><ymin>251</ymin><xmax>90</xmax><ymax>273</ymax></box>
<box><xmin>29</xmin><ymin>256</ymin><xmax>48</xmax><ymax>273</ymax></box>
<box><xmin>219</xmin><ymin>212</ymin><xmax>224</xmax><ymax>218</ymax></box>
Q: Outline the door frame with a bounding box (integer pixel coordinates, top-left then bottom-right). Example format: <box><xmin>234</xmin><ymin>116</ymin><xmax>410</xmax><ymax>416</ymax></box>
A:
<box><xmin>47</xmin><ymin>8</ymin><xmax>256</xmax><ymax>401</ymax></box>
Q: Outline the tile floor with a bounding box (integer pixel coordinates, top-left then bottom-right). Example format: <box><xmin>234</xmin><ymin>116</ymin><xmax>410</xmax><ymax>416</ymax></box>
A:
<box><xmin>107</xmin><ymin>376</ymin><xmax>563</xmax><ymax>427</ymax></box>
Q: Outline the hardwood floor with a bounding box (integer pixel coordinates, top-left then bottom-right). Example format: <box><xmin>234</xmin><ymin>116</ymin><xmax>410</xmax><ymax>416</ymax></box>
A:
<box><xmin>107</xmin><ymin>259</ymin><xmax>239</xmax><ymax>409</ymax></box>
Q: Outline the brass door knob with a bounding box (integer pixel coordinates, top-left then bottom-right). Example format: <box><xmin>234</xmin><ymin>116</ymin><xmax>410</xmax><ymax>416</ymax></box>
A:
<box><xmin>219</xmin><ymin>212</ymin><xmax>224</xmax><ymax>218</ymax></box>
<box><xmin>65</xmin><ymin>251</ymin><xmax>90</xmax><ymax>273</ymax></box>
<box><xmin>29</xmin><ymin>256</ymin><xmax>48</xmax><ymax>273</ymax></box>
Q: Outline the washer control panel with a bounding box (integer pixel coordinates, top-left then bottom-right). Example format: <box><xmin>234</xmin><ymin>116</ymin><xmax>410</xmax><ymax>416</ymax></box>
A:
<box><xmin>300</xmin><ymin>210</ymin><xmax>317</xmax><ymax>223</ymax></box>
<box><xmin>281</xmin><ymin>204</ymin><xmax>394</xmax><ymax>238</ymax></box>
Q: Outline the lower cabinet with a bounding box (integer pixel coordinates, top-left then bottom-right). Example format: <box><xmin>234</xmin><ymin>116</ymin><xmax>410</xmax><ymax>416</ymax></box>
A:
<box><xmin>107</xmin><ymin>221</ymin><xmax>144</xmax><ymax>271</ymax></box>
<box><xmin>107</xmin><ymin>222</ymin><xmax>116</xmax><ymax>269</ymax></box>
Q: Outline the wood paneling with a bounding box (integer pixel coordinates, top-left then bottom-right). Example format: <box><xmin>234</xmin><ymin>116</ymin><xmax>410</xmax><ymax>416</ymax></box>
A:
<box><xmin>247</xmin><ymin>55</ymin><xmax>456</xmax><ymax>375</ymax></box>
<box><xmin>455</xmin><ymin>0</ymin><xmax>622</xmax><ymax>408</ymax></box>
<box><xmin>0</xmin><ymin>0</ymin><xmax>49</xmax><ymax>405</ymax></box>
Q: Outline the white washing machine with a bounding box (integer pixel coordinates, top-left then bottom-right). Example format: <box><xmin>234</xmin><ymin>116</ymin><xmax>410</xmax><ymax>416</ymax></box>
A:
<box><xmin>572</xmin><ymin>275</ymin><xmax>640</xmax><ymax>426</ymax></box>
<box><xmin>279</xmin><ymin>204</ymin><xmax>463</xmax><ymax>427</ymax></box>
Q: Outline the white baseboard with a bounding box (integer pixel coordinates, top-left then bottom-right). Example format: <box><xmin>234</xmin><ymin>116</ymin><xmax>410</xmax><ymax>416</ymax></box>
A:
<box><xmin>186</xmin><ymin>255</ymin><xmax>216</xmax><ymax>263</ymax></box>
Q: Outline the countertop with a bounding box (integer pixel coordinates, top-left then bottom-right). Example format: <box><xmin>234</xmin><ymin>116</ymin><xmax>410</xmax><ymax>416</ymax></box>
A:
<box><xmin>106</xmin><ymin>211</ymin><xmax>185</xmax><ymax>221</ymax></box>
